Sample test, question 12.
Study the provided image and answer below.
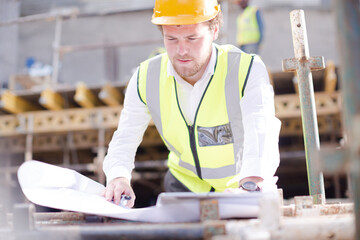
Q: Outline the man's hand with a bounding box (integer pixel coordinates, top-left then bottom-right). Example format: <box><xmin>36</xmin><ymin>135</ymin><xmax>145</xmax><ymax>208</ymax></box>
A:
<box><xmin>239</xmin><ymin>176</ymin><xmax>263</xmax><ymax>189</ymax></box>
<box><xmin>224</xmin><ymin>176</ymin><xmax>264</xmax><ymax>193</ymax></box>
<box><xmin>102</xmin><ymin>177</ymin><xmax>136</xmax><ymax>208</ymax></box>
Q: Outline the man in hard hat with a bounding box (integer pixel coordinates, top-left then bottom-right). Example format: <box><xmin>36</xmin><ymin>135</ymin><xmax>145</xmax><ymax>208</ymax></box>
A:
<box><xmin>103</xmin><ymin>0</ymin><xmax>280</xmax><ymax>208</ymax></box>
<box><xmin>236</xmin><ymin>0</ymin><xmax>264</xmax><ymax>54</ymax></box>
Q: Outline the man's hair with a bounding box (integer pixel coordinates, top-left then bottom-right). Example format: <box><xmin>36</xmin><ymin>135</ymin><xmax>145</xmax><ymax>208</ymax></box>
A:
<box><xmin>157</xmin><ymin>11</ymin><xmax>223</xmax><ymax>33</ymax></box>
<box><xmin>207</xmin><ymin>10</ymin><xmax>223</xmax><ymax>31</ymax></box>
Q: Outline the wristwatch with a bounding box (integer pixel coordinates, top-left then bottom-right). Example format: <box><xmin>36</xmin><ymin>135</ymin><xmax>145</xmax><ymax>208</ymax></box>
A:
<box><xmin>240</xmin><ymin>181</ymin><xmax>260</xmax><ymax>192</ymax></box>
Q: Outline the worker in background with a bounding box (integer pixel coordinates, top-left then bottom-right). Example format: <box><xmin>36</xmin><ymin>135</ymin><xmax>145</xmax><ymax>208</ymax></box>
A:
<box><xmin>236</xmin><ymin>0</ymin><xmax>264</xmax><ymax>54</ymax></box>
<box><xmin>103</xmin><ymin>0</ymin><xmax>281</xmax><ymax>208</ymax></box>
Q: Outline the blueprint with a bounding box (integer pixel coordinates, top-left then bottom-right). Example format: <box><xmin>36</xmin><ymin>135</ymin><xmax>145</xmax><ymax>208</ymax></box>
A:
<box><xmin>17</xmin><ymin>160</ymin><xmax>277</xmax><ymax>223</ymax></box>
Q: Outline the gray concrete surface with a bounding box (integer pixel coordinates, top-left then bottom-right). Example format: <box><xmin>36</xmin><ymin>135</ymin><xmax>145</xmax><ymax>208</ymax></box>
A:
<box><xmin>16</xmin><ymin>9</ymin><xmax>162</xmax><ymax>87</ymax></box>
<box><xmin>0</xmin><ymin>1</ymin><xmax>340</xmax><ymax>87</ymax></box>
<box><xmin>0</xmin><ymin>0</ymin><xmax>19</xmax><ymax>88</ymax></box>
<box><xmin>240</xmin><ymin>7</ymin><xmax>339</xmax><ymax>72</ymax></box>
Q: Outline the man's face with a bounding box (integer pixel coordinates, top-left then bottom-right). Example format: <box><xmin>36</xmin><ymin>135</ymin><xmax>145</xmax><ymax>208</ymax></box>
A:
<box><xmin>239</xmin><ymin>0</ymin><xmax>248</xmax><ymax>9</ymax></box>
<box><xmin>162</xmin><ymin>22</ymin><xmax>218</xmax><ymax>84</ymax></box>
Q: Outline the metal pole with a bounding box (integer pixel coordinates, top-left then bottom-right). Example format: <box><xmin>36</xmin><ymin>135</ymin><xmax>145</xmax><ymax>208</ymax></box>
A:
<box><xmin>0</xmin><ymin>8</ymin><xmax>79</xmax><ymax>27</ymax></box>
<box><xmin>51</xmin><ymin>16</ymin><xmax>63</xmax><ymax>86</ymax></box>
<box><xmin>97</xmin><ymin>111</ymin><xmax>106</xmax><ymax>185</ymax></box>
<box><xmin>333</xmin><ymin>0</ymin><xmax>360</xmax><ymax>239</ymax></box>
<box><xmin>282</xmin><ymin>10</ymin><xmax>326</xmax><ymax>204</ymax></box>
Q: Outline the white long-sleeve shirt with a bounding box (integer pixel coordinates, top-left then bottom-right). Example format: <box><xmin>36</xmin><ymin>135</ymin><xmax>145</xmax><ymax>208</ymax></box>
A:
<box><xmin>103</xmin><ymin>45</ymin><xmax>281</xmax><ymax>185</ymax></box>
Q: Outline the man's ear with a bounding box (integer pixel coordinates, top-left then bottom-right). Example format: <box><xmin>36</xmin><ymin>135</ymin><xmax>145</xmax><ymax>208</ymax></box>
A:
<box><xmin>213</xmin><ymin>23</ymin><xmax>219</xmax><ymax>40</ymax></box>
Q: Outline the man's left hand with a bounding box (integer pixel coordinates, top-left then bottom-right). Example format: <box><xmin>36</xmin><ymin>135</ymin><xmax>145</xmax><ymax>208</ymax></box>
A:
<box><xmin>224</xmin><ymin>176</ymin><xmax>263</xmax><ymax>193</ymax></box>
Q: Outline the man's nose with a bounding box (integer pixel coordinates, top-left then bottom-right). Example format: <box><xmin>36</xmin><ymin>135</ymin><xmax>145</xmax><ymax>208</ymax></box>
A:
<box><xmin>177</xmin><ymin>41</ymin><xmax>188</xmax><ymax>56</ymax></box>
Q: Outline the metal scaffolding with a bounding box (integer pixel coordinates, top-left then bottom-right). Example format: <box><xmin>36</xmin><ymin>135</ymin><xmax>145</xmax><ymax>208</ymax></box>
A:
<box><xmin>333</xmin><ymin>0</ymin><xmax>360</xmax><ymax>238</ymax></box>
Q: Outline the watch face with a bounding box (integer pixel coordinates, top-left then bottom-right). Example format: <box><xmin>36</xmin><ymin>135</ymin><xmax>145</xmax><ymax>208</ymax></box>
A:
<box><xmin>241</xmin><ymin>181</ymin><xmax>259</xmax><ymax>192</ymax></box>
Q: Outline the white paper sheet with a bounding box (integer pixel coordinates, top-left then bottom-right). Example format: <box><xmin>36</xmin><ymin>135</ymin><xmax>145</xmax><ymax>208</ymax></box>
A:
<box><xmin>17</xmin><ymin>160</ymin><xmax>274</xmax><ymax>223</ymax></box>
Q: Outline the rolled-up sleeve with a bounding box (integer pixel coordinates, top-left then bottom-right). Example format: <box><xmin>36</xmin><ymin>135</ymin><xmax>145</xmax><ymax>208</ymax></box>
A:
<box><xmin>238</xmin><ymin>56</ymin><xmax>281</xmax><ymax>182</ymax></box>
<box><xmin>103</xmin><ymin>68</ymin><xmax>152</xmax><ymax>185</ymax></box>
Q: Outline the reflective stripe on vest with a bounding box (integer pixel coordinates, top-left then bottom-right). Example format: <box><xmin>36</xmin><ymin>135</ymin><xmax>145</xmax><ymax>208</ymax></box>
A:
<box><xmin>236</xmin><ymin>6</ymin><xmax>260</xmax><ymax>45</ymax></box>
<box><xmin>138</xmin><ymin>45</ymin><xmax>254</xmax><ymax>191</ymax></box>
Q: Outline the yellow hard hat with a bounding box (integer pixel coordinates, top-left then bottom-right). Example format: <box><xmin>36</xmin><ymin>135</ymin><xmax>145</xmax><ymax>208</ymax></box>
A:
<box><xmin>152</xmin><ymin>0</ymin><xmax>221</xmax><ymax>25</ymax></box>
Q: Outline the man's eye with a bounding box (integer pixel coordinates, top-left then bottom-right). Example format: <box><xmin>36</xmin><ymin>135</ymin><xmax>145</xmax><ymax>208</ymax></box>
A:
<box><xmin>189</xmin><ymin>38</ymin><xmax>196</xmax><ymax>41</ymax></box>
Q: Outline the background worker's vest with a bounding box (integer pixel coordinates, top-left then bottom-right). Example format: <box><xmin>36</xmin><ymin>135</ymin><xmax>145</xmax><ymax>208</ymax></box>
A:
<box><xmin>138</xmin><ymin>45</ymin><xmax>254</xmax><ymax>192</ymax></box>
<box><xmin>236</xmin><ymin>6</ymin><xmax>261</xmax><ymax>45</ymax></box>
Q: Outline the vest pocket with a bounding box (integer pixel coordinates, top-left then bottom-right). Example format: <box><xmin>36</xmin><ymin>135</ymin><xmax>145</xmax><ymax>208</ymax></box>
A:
<box><xmin>197</xmin><ymin>123</ymin><xmax>234</xmax><ymax>147</ymax></box>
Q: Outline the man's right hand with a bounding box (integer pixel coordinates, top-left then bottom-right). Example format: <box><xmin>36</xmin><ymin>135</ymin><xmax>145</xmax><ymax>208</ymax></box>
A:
<box><xmin>102</xmin><ymin>177</ymin><xmax>136</xmax><ymax>208</ymax></box>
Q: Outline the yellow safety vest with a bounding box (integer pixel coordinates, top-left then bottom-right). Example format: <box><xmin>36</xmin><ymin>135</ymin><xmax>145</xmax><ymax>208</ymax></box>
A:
<box><xmin>138</xmin><ymin>45</ymin><xmax>254</xmax><ymax>192</ymax></box>
<box><xmin>236</xmin><ymin>6</ymin><xmax>261</xmax><ymax>45</ymax></box>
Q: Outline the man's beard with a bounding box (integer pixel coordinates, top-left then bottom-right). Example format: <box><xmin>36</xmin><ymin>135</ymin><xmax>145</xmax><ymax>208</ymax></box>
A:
<box><xmin>172</xmin><ymin>55</ymin><xmax>203</xmax><ymax>80</ymax></box>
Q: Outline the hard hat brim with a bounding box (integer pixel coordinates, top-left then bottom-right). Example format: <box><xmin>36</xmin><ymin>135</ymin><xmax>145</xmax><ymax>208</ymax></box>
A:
<box><xmin>152</xmin><ymin>7</ymin><xmax>220</xmax><ymax>25</ymax></box>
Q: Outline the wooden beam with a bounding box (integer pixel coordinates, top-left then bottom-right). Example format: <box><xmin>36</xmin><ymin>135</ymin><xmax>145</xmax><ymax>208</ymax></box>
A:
<box><xmin>0</xmin><ymin>114</ymin><xmax>19</xmax><ymax>136</ymax></box>
<box><xmin>324</xmin><ymin>60</ymin><xmax>337</xmax><ymax>93</ymax></box>
<box><xmin>275</xmin><ymin>92</ymin><xmax>340</xmax><ymax>119</ymax></box>
<box><xmin>0</xmin><ymin>90</ymin><xmax>41</xmax><ymax>113</ymax></box>
<box><xmin>74</xmin><ymin>82</ymin><xmax>103</xmax><ymax>108</ymax></box>
<box><xmin>98</xmin><ymin>84</ymin><xmax>124</xmax><ymax>106</ymax></box>
<box><xmin>267</xmin><ymin>68</ymin><xmax>274</xmax><ymax>87</ymax></box>
<box><xmin>280</xmin><ymin>115</ymin><xmax>342</xmax><ymax>137</ymax></box>
<box><xmin>292</xmin><ymin>74</ymin><xmax>299</xmax><ymax>94</ymax></box>
<box><xmin>0</xmin><ymin>91</ymin><xmax>341</xmax><ymax>137</ymax></box>
<box><xmin>0</xmin><ymin>106</ymin><xmax>123</xmax><ymax>136</ymax></box>
<box><xmin>39</xmin><ymin>88</ymin><xmax>66</xmax><ymax>110</ymax></box>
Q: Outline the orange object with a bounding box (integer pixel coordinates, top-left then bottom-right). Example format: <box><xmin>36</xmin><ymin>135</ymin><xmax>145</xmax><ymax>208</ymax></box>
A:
<box><xmin>152</xmin><ymin>0</ymin><xmax>221</xmax><ymax>25</ymax></box>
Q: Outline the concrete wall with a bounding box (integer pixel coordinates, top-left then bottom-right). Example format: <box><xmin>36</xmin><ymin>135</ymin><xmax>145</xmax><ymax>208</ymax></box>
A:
<box><xmin>226</xmin><ymin>4</ymin><xmax>339</xmax><ymax>72</ymax></box>
<box><xmin>17</xmin><ymin>9</ymin><xmax>162</xmax><ymax>86</ymax></box>
<box><xmin>0</xmin><ymin>0</ymin><xmax>19</xmax><ymax>87</ymax></box>
<box><xmin>1</xmin><ymin>1</ymin><xmax>340</xmax><ymax>87</ymax></box>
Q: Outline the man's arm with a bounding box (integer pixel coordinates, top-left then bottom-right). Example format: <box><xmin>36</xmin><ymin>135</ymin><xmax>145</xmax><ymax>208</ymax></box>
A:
<box><xmin>237</xmin><ymin>56</ymin><xmax>281</xmax><ymax>190</ymax></box>
<box><xmin>102</xmin><ymin>68</ymin><xmax>152</xmax><ymax>207</ymax></box>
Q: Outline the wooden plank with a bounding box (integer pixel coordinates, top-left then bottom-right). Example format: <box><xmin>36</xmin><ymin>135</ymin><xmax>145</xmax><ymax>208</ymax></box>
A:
<box><xmin>39</xmin><ymin>88</ymin><xmax>66</xmax><ymax>110</ymax></box>
<box><xmin>267</xmin><ymin>68</ymin><xmax>274</xmax><ymax>87</ymax></box>
<box><xmin>0</xmin><ymin>90</ymin><xmax>41</xmax><ymax>113</ymax></box>
<box><xmin>30</xmin><ymin>106</ymin><xmax>120</xmax><ymax>133</ymax></box>
<box><xmin>275</xmin><ymin>92</ymin><xmax>341</xmax><ymax>119</ymax></box>
<box><xmin>324</xmin><ymin>60</ymin><xmax>337</xmax><ymax>93</ymax></box>
<box><xmin>74</xmin><ymin>82</ymin><xmax>103</xmax><ymax>108</ymax></box>
<box><xmin>0</xmin><ymin>92</ymin><xmax>341</xmax><ymax>136</ymax></box>
<box><xmin>0</xmin><ymin>106</ymin><xmax>123</xmax><ymax>136</ymax></box>
<box><xmin>280</xmin><ymin>115</ymin><xmax>342</xmax><ymax>136</ymax></box>
<box><xmin>292</xmin><ymin>75</ymin><xmax>299</xmax><ymax>94</ymax></box>
<box><xmin>0</xmin><ymin>114</ymin><xmax>19</xmax><ymax>135</ymax></box>
<box><xmin>98</xmin><ymin>84</ymin><xmax>124</xmax><ymax>106</ymax></box>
